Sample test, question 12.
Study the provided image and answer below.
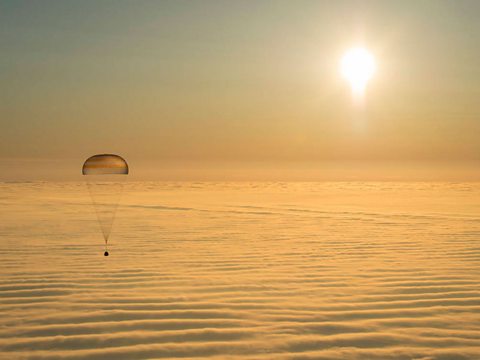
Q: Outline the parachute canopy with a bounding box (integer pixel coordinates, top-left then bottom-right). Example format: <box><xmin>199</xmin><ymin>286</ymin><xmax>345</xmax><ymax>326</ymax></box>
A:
<box><xmin>82</xmin><ymin>154</ymin><xmax>128</xmax><ymax>175</ymax></box>
<box><xmin>82</xmin><ymin>154</ymin><xmax>129</xmax><ymax>255</ymax></box>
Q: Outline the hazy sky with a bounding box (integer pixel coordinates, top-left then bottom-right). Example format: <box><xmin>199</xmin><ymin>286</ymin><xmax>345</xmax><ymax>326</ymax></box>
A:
<box><xmin>1</xmin><ymin>0</ymin><xmax>479</xmax><ymax>180</ymax></box>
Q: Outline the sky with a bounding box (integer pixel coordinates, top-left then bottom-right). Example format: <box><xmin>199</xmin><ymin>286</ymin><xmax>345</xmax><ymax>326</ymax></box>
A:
<box><xmin>1</xmin><ymin>0</ymin><xmax>479</xmax><ymax>180</ymax></box>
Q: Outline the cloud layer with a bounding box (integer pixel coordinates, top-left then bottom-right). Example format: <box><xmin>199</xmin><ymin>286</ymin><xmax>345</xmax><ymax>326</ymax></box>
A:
<box><xmin>1</xmin><ymin>181</ymin><xmax>480</xmax><ymax>359</ymax></box>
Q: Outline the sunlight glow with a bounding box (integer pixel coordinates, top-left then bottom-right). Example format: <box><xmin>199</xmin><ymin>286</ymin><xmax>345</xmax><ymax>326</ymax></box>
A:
<box><xmin>340</xmin><ymin>47</ymin><xmax>376</xmax><ymax>97</ymax></box>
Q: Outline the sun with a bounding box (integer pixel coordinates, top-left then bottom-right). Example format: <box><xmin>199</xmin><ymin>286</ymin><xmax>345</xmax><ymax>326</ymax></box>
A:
<box><xmin>340</xmin><ymin>47</ymin><xmax>376</xmax><ymax>95</ymax></box>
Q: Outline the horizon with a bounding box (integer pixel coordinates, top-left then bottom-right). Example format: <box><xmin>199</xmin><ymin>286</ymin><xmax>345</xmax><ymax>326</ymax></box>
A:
<box><xmin>1</xmin><ymin>158</ymin><xmax>480</xmax><ymax>182</ymax></box>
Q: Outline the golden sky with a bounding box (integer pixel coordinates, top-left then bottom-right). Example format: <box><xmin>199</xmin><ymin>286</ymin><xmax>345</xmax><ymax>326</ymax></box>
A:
<box><xmin>1</xmin><ymin>1</ymin><xmax>479</xmax><ymax>180</ymax></box>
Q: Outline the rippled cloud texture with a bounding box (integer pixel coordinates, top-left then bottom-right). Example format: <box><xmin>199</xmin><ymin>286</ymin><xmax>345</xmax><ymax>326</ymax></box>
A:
<box><xmin>1</xmin><ymin>182</ymin><xmax>480</xmax><ymax>359</ymax></box>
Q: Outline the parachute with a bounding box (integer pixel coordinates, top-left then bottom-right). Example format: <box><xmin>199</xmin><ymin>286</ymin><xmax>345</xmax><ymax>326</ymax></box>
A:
<box><xmin>82</xmin><ymin>154</ymin><xmax>128</xmax><ymax>256</ymax></box>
